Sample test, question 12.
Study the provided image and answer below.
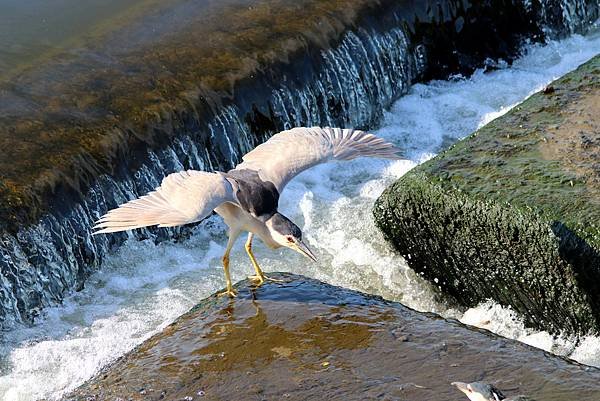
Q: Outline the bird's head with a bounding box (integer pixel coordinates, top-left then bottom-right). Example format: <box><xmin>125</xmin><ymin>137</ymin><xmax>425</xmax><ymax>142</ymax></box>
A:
<box><xmin>452</xmin><ymin>382</ymin><xmax>506</xmax><ymax>401</ymax></box>
<box><xmin>266</xmin><ymin>213</ymin><xmax>317</xmax><ymax>261</ymax></box>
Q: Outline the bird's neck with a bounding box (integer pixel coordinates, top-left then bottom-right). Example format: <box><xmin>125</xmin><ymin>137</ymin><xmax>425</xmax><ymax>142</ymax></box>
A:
<box><xmin>256</xmin><ymin>228</ymin><xmax>282</xmax><ymax>249</ymax></box>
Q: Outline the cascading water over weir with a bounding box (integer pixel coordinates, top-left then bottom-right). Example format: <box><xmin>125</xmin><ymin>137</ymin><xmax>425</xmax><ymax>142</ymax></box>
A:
<box><xmin>0</xmin><ymin>0</ymin><xmax>598</xmax><ymax>330</ymax></box>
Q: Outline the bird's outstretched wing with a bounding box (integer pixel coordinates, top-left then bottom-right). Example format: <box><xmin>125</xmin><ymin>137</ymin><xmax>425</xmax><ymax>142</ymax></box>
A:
<box><xmin>93</xmin><ymin>170</ymin><xmax>235</xmax><ymax>233</ymax></box>
<box><xmin>235</xmin><ymin>127</ymin><xmax>401</xmax><ymax>192</ymax></box>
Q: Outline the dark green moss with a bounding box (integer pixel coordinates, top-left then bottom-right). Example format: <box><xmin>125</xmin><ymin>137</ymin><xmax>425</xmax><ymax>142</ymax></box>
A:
<box><xmin>374</xmin><ymin>55</ymin><xmax>600</xmax><ymax>335</ymax></box>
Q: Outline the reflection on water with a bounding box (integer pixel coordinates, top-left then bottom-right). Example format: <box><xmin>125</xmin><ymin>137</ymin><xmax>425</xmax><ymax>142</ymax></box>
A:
<box><xmin>0</xmin><ymin>0</ymin><xmax>261</xmax><ymax>80</ymax></box>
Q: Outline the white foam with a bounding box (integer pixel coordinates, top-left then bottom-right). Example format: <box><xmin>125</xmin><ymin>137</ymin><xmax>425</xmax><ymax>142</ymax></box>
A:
<box><xmin>2</xmin><ymin>31</ymin><xmax>600</xmax><ymax>400</ymax></box>
<box><xmin>459</xmin><ymin>301</ymin><xmax>600</xmax><ymax>367</ymax></box>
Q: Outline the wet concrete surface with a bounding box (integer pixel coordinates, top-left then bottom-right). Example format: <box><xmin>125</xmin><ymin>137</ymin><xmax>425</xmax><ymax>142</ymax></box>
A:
<box><xmin>65</xmin><ymin>273</ymin><xmax>600</xmax><ymax>401</ymax></box>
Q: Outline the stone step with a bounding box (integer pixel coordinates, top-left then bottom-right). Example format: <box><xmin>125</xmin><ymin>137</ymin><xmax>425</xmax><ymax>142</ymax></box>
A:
<box><xmin>64</xmin><ymin>274</ymin><xmax>600</xmax><ymax>401</ymax></box>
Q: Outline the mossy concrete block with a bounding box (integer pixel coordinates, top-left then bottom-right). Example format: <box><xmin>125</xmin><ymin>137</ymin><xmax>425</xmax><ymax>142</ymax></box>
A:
<box><xmin>374</xmin><ymin>55</ymin><xmax>600</xmax><ymax>335</ymax></box>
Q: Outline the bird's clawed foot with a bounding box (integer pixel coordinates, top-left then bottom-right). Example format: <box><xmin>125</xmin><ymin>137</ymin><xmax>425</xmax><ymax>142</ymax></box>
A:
<box><xmin>217</xmin><ymin>288</ymin><xmax>238</xmax><ymax>298</ymax></box>
<box><xmin>248</xmin><ymin>273</ymin><xmax>284</xmax><ymax>286</ymax></box>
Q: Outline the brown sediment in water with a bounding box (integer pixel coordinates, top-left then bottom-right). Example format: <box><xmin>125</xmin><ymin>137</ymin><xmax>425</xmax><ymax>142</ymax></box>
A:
<box><xmin>0</xmin><ymin>0</ymin><xmax>550</xmax><ymax>234</ymax></box>
<box><xmin>0</xmin><ymin>0</ymin><xmax>388</xmax><ymax>231</ymax></box>
<box><xmin>65</xmin><ymin>274</ymin><xmax>600</xmax><ymax>401</ymax></box>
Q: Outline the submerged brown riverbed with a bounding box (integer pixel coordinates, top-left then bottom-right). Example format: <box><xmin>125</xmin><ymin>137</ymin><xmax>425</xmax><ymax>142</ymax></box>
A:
<box><xmin>0</xmin><ymin>0</ymin><xmax>389</xmax><ymax>231</ymax></box>
<box><xmin>65</xmin><ymin>274</ymin><xmax>600</xmax><ymax>401</ymax></box>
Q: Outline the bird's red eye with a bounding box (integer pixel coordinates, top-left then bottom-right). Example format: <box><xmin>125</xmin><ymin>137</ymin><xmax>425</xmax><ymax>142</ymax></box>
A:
<box><xmin>286</xmin><ymin>236</ymin><xmax>293</xmax><ymax>242</ymax></box>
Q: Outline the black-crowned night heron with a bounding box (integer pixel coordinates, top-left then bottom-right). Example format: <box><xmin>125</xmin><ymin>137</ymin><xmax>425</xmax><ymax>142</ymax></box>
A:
<box><xmin>94</xmin><ymin>127</ymin><xmax>400</xmax><ymax>297</ymax></box>
<box><xmin>452</xmin><ymin>381</ymin><xmax>532</xmax><ymax>401</ymax></box>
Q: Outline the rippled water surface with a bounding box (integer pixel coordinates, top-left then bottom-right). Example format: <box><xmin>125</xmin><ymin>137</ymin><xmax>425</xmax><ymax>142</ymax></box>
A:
<box><xmin>0</xmin><ymin>0</ymin><xmax>150</xmax><ymax>75</ymax></box>
<box><xmin>1</xmin><ymin>32</ymin><xmax>600</xmax><ymax>401</ymax></box>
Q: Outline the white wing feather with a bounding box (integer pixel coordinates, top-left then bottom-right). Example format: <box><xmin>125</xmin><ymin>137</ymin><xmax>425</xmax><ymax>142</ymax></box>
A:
<box><xmin>93</xmin><ymin>170</ymin><xmax>234</xmax><ymax>233</ymax></box>
<box><xmin>235</xmin><ymin>127</ymin><xmax>401</xmax><ymax>191</ymax></box>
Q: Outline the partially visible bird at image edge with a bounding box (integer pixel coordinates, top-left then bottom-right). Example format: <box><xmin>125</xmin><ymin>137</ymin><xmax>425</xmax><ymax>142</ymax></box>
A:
<box><xmin>93</xmin><ymin>127</ymin><xmax>401</xmax><ymax>297</ymax></box>
<box><xmin>452</xmin><ymin>381</ymin><xmax>533</xmax><ymax>401</ymax></box>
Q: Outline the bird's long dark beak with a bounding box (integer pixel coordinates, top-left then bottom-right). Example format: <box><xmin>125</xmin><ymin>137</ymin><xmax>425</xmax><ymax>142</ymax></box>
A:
<box><xmin>295</xmin><ymin>239</ymin><xmax>317</xmax><ymax>262</ymax></box>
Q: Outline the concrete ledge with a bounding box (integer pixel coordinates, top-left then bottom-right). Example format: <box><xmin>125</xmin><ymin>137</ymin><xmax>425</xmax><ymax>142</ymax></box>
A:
<box><xmin>374</xmin><ymin>55</ymin><xmax>600</xmax><ymax>335</ymax></box>
<box><xmin>64</xmin><ymin>274</ymin><xmax>600</xmax><ymax>401</ymax></box>
<box><xmin>0</xmin><ymin>0</ymin><xmax>558</xmax><ymax>233</ymax></box>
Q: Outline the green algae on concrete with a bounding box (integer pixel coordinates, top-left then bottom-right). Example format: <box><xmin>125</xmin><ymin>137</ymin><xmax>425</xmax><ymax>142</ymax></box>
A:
<box><xmin>374</xmin><ymin>55</ymin><xmax>600</xmax><ymax>335</ymax></box>
<box><xmin>64</xmin><ymin>274</ymin><xmax>600</xmax><ymax>401</ymax></box>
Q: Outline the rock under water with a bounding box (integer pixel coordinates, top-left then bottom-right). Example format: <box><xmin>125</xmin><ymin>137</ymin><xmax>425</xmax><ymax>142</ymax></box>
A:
<box><xmin>64</xmin><ymin>273</ymin><xmax>600</xmax><ymax>401</ymax></box>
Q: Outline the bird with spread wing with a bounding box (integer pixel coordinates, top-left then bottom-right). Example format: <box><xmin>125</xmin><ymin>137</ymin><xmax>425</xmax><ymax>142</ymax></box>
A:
<box><xmin>94</xmin><ymin>127</ymin><xmax>401</xmax><ymax>297</ymax></box>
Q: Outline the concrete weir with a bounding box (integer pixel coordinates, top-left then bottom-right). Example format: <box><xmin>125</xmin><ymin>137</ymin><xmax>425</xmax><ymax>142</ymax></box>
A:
<box><xmin>374</xmin><ymin>55</ymin><xmax>600</xmax><ymax>335</ymax></box>
<box><xmin>64</xmin><ymin>274</ymin><xmax>600</xmax><ymax>401</ymax></box>
<box><xmin>0</xmin><ymin>0</ymin><xmax>598</xmax><ymax>328</ymax></box>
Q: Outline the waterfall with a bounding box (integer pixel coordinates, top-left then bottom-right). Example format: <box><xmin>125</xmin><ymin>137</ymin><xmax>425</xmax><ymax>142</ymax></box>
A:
<box><xmin>531</xmin><ymin>0</ymin><xmax>600</xmax><ymax>34</ymax></box>
<box><xmin>0</xmin><ymin>0</ymin><xmax>598</xmax><ymax>329</ymax></box>
<box><xmin>0</xmin><ymin>25</ymin><xmax>420</xmax><ymax>328</ymax></box>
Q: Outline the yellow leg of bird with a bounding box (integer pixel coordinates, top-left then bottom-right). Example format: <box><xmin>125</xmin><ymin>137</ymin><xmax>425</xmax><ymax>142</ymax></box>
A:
<box><xmin>246</xmin><ymin>233</ymin><xmax>283</xmax><ymax>285</ymax></box>
<box><xmin>217</xmin><ymin>231</ymin><xmax>238</xmax><ymax>298</ymax></box>
<box><xmin>217</xmin><ymin>254</ymin><xmax>237</xmax><ymax>297</ymax></box>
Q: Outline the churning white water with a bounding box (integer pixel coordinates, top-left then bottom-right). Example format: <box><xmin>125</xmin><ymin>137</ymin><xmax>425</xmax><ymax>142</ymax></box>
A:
<box><xmin>2</xmin><ymin>32</ymin><xmax>600</xmax><ymax>400</ymax></box>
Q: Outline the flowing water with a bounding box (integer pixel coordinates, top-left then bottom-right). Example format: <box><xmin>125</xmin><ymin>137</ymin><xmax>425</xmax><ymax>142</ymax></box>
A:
<box><xmin>1</xmin><ymin>30</ymin><xmax>600</xmax><ymax>401</ymax></box>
